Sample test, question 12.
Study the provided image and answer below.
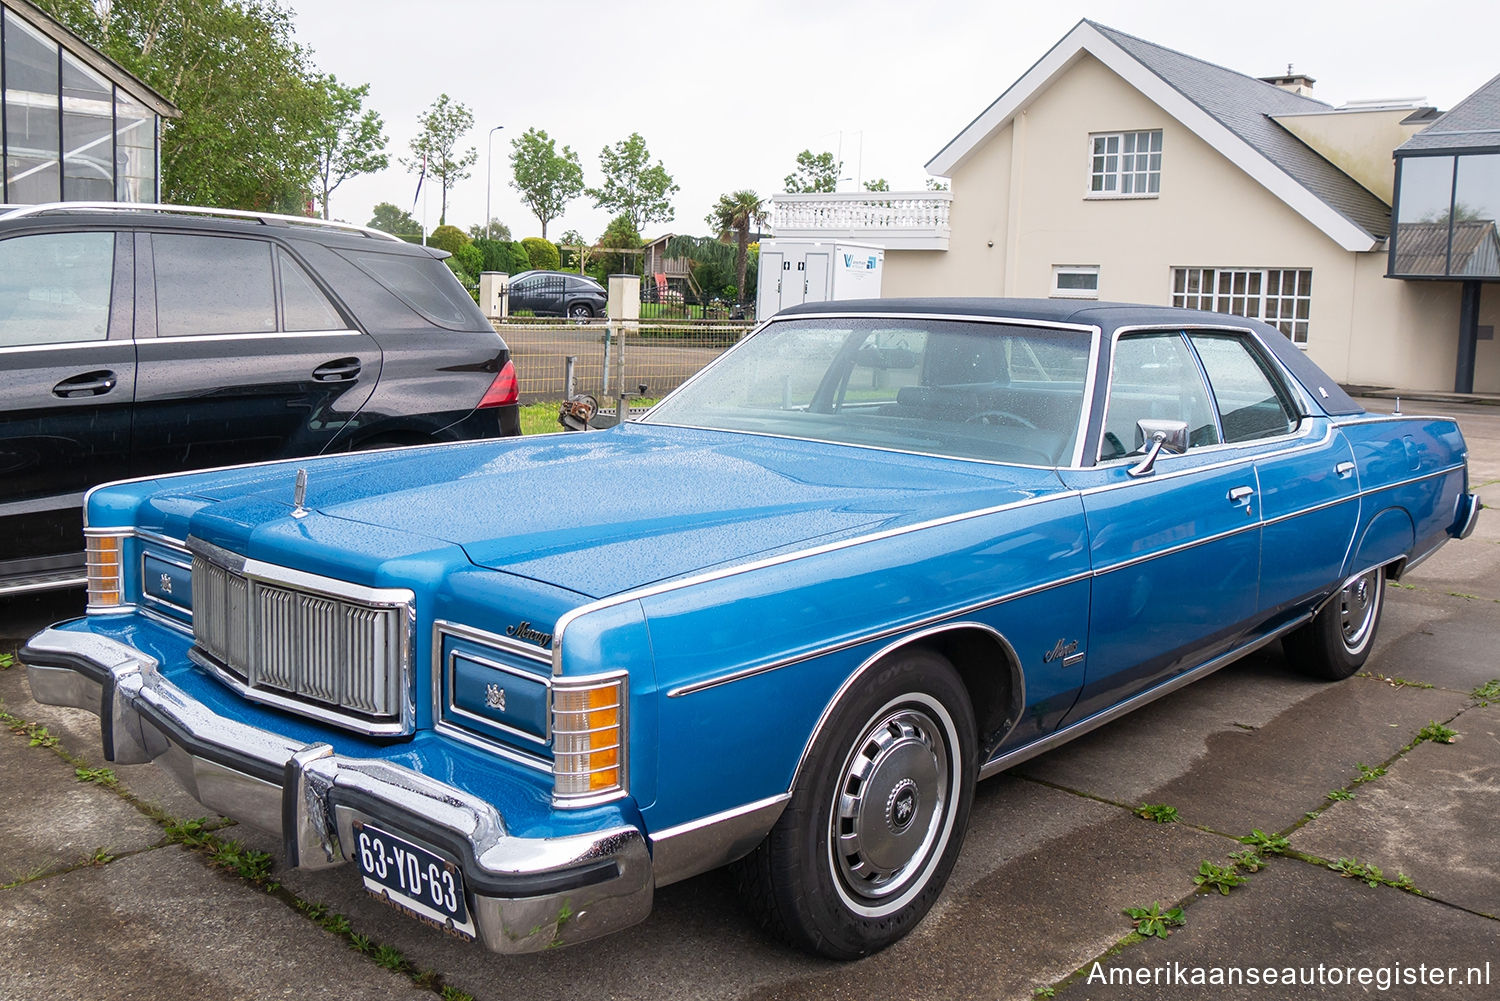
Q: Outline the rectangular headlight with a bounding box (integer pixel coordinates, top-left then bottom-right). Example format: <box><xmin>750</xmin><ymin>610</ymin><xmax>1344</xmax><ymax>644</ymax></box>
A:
<box><xmin>85</xmin><ymin>533</ymin><xmax>125</xmax><ymax>610</ymax></box>
<box><xmin>552</xmin><ymin>674</ymin><xmax>626</xmax><ymax>802</ymax></box>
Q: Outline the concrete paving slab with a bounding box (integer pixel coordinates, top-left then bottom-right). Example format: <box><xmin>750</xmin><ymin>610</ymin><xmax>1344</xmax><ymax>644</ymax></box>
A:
<box><xmin>1073</xmin><ymin>862</ymin><xmax>1497</xmax><ymax>1001</ymax></box>
<box><xmin>0</xmin><ymin>714</ymin><xmax>164</xmax><ymax>887</ymax></box>
<box><xmin>0</xmin><ymin>848</ymin><xmax>432</xmax><ymax>1001</ymax></box>
<box><xmin>0</xmin><ymin>659</ymin><xmax>230</xmax><ymax>828</ymax></box>
<box><xmin>1018</xmin><ymin>662</ymin><xmax>1469</xmax><ymax>836</ymax></box>
<box><xmin>1370</xmin><ymin>587</ymin><xmax>1500</xmax><ymax>694</ymax></box>
<box><xmin>1292</xmin><ymin>701</ymin><xmax>1500</xmax><ymax>918</ymax></box>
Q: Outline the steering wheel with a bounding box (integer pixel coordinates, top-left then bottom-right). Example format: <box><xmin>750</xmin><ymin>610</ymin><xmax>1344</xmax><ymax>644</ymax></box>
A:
<box><xmin>965</xmin><ymin>410</ymin><xmax>1037</xmax><ymax>430</ymax></box>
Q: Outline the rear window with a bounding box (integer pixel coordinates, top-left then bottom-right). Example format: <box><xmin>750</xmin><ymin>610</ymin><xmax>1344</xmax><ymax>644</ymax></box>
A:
<box><xmin>338</xmin><ymin>248</ymin><xmax>479</xmax><ymax>329</ymax></box>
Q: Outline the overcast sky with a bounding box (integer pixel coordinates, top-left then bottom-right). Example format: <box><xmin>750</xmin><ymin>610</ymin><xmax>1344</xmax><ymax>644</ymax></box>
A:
<box><xmin>288</xmin><ymin>0</ymin><xmax>1499</xmax><ymax>242</ymax></box>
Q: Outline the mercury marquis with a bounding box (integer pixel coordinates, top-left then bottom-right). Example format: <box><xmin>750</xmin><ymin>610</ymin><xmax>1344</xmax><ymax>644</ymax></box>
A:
<box><xmin>23</xmin><ymin>299</ymin><xmax>1480</xmax><ymax>958</ymax></box>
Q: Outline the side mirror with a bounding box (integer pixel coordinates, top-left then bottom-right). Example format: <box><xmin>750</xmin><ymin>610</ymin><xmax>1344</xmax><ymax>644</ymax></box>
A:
<box><xmin>1127</xmin><ymin>419</ymin><xmax>1189</xmax><ymax>477</ymax></box>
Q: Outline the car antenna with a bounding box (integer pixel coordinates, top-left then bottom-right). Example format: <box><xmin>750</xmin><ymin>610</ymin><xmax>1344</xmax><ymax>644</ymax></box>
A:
<box><xmin>1392</xmin><ymin>395</ymin><xmax>1402</xmax><ymax>415</ymax></box>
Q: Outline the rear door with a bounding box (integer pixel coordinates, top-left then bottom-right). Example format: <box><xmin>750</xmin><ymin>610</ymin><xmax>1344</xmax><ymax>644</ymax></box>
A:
<box><xmin>0</xmin><ymin>229</ymin><xmax>134</xmax><ymax>578</ymax></box>
<box><xmin>130</xmin><ymin>230</ymin><xmax>383</xmax><ymax>475</ymax></box>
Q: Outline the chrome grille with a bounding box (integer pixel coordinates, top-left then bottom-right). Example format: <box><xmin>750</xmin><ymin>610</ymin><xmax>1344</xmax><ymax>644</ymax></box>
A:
<box><xmin>190</xmin><ymin>546</ymin><xmax>413</xmax><ymax>733</ymax></box>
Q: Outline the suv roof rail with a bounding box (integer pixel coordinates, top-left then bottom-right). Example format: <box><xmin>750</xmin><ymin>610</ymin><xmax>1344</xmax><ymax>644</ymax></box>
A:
<box><xmin>0</xmin><ymin>201</ymin><xmax>405</xmax><ymax>242</ymax></box>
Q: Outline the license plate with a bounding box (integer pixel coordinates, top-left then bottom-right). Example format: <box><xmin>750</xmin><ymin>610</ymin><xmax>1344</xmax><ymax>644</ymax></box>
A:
<box><xmin>353</xmin><ymin>821</ymin><xmax>475</xmax><ymax>940</ymax></box>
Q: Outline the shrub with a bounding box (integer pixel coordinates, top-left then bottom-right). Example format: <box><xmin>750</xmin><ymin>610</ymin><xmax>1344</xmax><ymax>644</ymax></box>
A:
<box><xmin>521</xmin><ymin>236</ymin><xmax>560</xmax><ymax>271</ymax></box>
<box><xmin>427</xmin><ymin>224</ymin><xmax>470</xmax><ymax>256</ymax></box>
<box><xmin>452</xmin><ymin>243</ymin><xmax>484</xmax><ymax>277</ymax></box>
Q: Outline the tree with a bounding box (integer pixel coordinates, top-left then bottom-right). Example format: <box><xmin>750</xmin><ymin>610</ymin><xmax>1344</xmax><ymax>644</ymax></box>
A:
<box><xmin>596</xmin><ymin>214</ymin><xmax>641</xmax><ymax>278</ymax></box>
<box><xmin>863</xmin><ymin>178</ymin><xmax>890</xmax><ymax>192</ymax></box>
<box><xmin>34</xmin><ymin>0</ymin><xmax>340</xmax><ymax>210</ymax></box>
<box><xmin>509</xmin><ymin>128</ymin><xmax>585</xmax><ymax>240</ymax></box>
<box><xmin>311</xmin><ymin>75</ymin><xmax>387</xmax><ymax>219</ymax></box>
<box><xmin>401</xmin><ymin>94</ymin><xmax>477</xmax><ymax>226</ymax></box>
<box><xmin>784</xmin><ymin>150</ymin><xmax>841</xmax><ymax>193</ymax></box>
<box><xmin>468</xmin><ymin>219</ymin><xmax>512</xmax><ymax>241</ymax></box>
<box><xmin>368</xmin><ymin>202</ymin><xmax>420</xmax><ymax>236</ymax></box>
<box><xmin>586</xmin><ymin>132</ymin><xmax>679</xmax><ymax>233</ymax></box>
<box><xmin>707</xmin><ymin>190</ymin><xmax>768</xmax><ymax>304</ymax></box>
<box><xmin>925</xmin><ymin>177</ymin><xmax>949</xmax><ymax>191</ymax></box>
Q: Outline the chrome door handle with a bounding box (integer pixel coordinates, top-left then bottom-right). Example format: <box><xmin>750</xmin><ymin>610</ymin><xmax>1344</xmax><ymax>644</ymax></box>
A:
<box><xmin>1228</xmin><ymin>486</ymin><xmax>1255</xmax><ymax>503</ymax></box>
<box><xmin>1335</xmin><ymin>462</ymin><xmax>1355</xmax><ymax>477</ymax></box>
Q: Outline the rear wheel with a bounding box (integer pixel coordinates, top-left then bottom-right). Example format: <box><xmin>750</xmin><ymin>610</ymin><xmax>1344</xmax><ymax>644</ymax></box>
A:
<box><xmin>736</xmin><ymin>650</ymin><xmax>975</xmax><ymax>959</ymax></box>
<box><xmin>1283</xmin><ymin>566</ymin><xmax>1386</xmax><ymax>680</ymax></box>
<box><xmin>568</xmin><ymin>302</ymin><xmax>594</xmax><ymax>319</ymax></box>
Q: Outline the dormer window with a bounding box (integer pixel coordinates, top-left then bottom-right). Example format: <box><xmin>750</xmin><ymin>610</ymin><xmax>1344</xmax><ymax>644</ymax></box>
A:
<box><xmin>1089</xmin><ymin>130</ymin><xmax>1163</xmax><ymax>196</ymax></box>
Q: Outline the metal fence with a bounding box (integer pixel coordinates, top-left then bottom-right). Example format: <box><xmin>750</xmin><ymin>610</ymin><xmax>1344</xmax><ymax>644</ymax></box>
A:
<box><xmin>495</xmin><ymin>318</ymin><xmax>754</xmax><ymax>403</ymax></box>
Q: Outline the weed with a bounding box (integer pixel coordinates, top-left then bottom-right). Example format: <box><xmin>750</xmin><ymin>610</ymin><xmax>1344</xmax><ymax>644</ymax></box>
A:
<box><xmin>1194</xmin><ymin>860</ymin><xmax>1247</xmax><ymax>895</ymax></box>
<box><xmin>1239</xmin><ymin>829</ymin><xmax>1290</xmax><ymax>855</ymax></box>
<box><xmin>322</xmin><ymin>913</ymin><xmax>352</xmax><ymax>935</ymax></box>
<box><xmin>83</xmin><ymin>847</ymin><xmax>115</xmax><ymax>866</ymax></box>
<box><xmin>1034</xmin><ymin>988</ymin><xmax>1057</xmax><ymax>999</ymax></box>
<box><xmin>1366</xmin><ymin>673</ymin><xmax>1433</xmax><ymax>689</ymax></box>
<box><xmin>0</xmin><ymin>652</ymin><xmax>13</xmax><ymax>669</ymax></box>
<box><xmin>373</xmin><ymin>945</ymin><xmax>407</xmax><ymax>971</ymax></box>
<box><xmin>210</xmin><ymin>840</ymin><xmax>273</xmax><ymax>881</ymax></box>
<box><xmin>75</xmin><ymin>766</ymin><xmax>118</xmax><ymax>787</ymax></box>
<box><xmin>1135</xmin><ymin>803</ymin><xmax>1180</xmax><ymax>824</ymax></box>
<box><xmin>441</xmin><ymin>987</ymin><xmax>476</xmax><ymax>1001</ymax></box>
<box><xmin>1305</xmin><ymin>810</ymin><xmax>1321</xmax><ymax>820</ymax></box>
<box><xmin>1471</xmin><ymin>679</ymin><xmax>1500</xmax><ymax>706</ymax></box>
<box><xmin>1228</xmin><ymin>849</ymin><xmax>1266</xmax><ymax>872</ymax></box>
<box><xmin>348</xmin><ymin>932</ymin><xmax>374</xmax><ymax>954</ymax></box>
<box><xmin>1123</xmin><ymin>901</ymin><xmax>1185</xmax><ymax>938</ymax></box>
<box><xmin>27</xmin><ymin>726</ymin><xmax>59</xmax><ymax>749</ymax></box>
<box><xmin>165</xmin><ymin>818</ymin><xmax>214</xmax><ymax>849</ymax></box>
<box><xmin>1448</xmin><ymin>591</ymin><xmax>1481</xmax><ymax>601</ymax></box>
<box><xmin>1330</xmin><ymin>857</ymin><xmax>1385</xmax><ymax>887</ymax></box>
<box><xmin>1416</xmin><ymin>721</ymin><xmax>1458</xmax><ymax>745</ymax></box>
<box><xmin>1326</xmin><ymin>789</ymin><xmax>1355</xmax><ymax>802</ymax></box>
<box><xmin>1355</xmin><ymin>762</ymin><xmax>1386</xmax><ymax>782</ymax></box>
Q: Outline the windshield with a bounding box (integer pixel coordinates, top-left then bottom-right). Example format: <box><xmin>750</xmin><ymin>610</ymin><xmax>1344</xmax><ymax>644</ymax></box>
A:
<box><xmin>643</xmin><ymin>316</ymin><xmax>1094</xmax><ymax>465</ymax></box>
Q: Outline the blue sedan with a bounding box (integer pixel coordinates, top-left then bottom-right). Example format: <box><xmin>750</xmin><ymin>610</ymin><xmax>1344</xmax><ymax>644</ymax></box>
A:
<box><xmin>23</xmin><ymin>299</ymin><xmax>1480</xmax><ymax>958</ymax></box>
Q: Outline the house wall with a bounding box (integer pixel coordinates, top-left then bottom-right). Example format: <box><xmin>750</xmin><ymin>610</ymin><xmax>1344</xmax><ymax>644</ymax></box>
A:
<box><xmin>885</xmin><ymin>53</ymin><xmax>1500</xmax><ymax>393</ymax></box>
<box><xmin>1272</xmin><ymin>108</ymin><xmax>1426</xmax><ymax>205</ymax></box>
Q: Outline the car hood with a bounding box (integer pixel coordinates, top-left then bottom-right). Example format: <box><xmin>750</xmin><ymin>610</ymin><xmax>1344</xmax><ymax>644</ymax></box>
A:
<box><xmin>151</xmin><ymin>426</ymin><xmax>1064</xmax><ymax>598</ymax></box>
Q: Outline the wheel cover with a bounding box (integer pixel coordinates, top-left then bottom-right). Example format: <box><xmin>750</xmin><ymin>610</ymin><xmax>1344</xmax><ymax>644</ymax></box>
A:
<box><xmin>1339</xmin><ymin>569</ymin><xmax>1381</xmax><ymax>651</ymax></box>
<box><xmin>830</xmin><ymin>704</ymin><xmax>952</xmax><ymax>908</ymax></box>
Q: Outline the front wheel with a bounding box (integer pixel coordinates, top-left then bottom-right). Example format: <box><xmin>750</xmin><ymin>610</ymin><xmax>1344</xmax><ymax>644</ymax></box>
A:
<box><xmin>736</xmin><ymin>650</ymin><xmax>976</xmax><ymax>958</ymax></box>
<box><xmin>1283</xmin><ymin>566</ymin><xmax>1386</xmax><ymax>680</ymax></box>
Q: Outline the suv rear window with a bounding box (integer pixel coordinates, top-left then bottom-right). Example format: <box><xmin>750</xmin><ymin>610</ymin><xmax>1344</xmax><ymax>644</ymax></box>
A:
<box><xmin>338</xmin><ymin>249</ymin><xmax>477</xmax><ymax>329</ymax></box>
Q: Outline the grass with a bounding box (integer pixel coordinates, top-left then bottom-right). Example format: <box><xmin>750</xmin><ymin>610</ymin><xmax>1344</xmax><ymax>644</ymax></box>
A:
<box><xmin>519</xmin><ymin>398</ymin><xmax>660</xmax><ymax>436</ymax></box>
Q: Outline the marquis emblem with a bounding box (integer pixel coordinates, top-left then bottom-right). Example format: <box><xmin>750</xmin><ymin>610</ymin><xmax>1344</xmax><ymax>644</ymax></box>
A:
<box><xmin>888</xmin><ymin>779</ymin><xmax>919</xmax><ymax>835</ymax></box>
<box><xmin>291</xmin><ymin>468</ymin><xmax>310</xmax><ymax>519</ymax></box>
<box><xmin>159</xmin><ymin>572</ymin><xmax>173</xmax><ymax>595</ymax></box>
<box><xmin>1043</xmin><ymin>638</ymin><xmax>1080</xmax><ymax>664</ymax></box>
<box><xmin>484</xmin><ymin>684</ymin><xmax>506</xmax><ymax>712</ymax></box>
<box><xmin>505</xmin><ymin>621</ymin><xmax>553</xmax><ymax>648</ymax></box>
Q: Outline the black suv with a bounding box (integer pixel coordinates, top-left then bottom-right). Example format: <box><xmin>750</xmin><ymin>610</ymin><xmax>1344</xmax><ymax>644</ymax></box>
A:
<box><xmin>506</xmin><ymin>270</ymin><xmax>608</xmax><ymax>318</ymax></box>
<box><xmin>0</xmin><ymin>203</ymin><xmax>521</xmax><ymax>596</ymax></box>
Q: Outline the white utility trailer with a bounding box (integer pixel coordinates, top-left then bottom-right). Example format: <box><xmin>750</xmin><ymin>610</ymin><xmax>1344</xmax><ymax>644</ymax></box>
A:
<box><xmin>756</xmin><ymin>240</ymin><xmax>884</xmax><ymax>320</ymax></box>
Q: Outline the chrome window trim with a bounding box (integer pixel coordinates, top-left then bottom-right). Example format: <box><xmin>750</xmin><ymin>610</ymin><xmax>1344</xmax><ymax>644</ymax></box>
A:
<box><xmin>1084</xmin><ymin>418</ymin><xmax>1329</xmax><ymax>487</ymax></box>
<box><xmin>551</xmin><ymin>490</ymin><xmax>1083</xmax><ymax>677</ymax></box>
<box><xmin>136</xmin><ymin>328</ymin><xmax>360</xmax><ymax>345</ymax></box>
<box><xmin>433</xmin><ymin>619</ymin><xmax>552</xmax><ymax>750</ymax></box>
<box><xmin>0</xmin><ymin>340</ymin><xmax>117</xmax><ymax>354</ymax></box>
<box><xmin>641</xmin><ymin>312</ymin><xmax>1103</xmax><ymax>471</ymax></box>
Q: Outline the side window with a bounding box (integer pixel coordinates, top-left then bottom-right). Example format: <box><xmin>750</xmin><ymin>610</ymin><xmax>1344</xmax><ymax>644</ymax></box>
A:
<box><xmin>1188</xmin><ymin>333</ymin><xmax>1296</xmax><ymax>442</ymax></box>
<box><xmin>339</xmin><ymin>249</ymin><xmax>476</xmax><ymax>328</ymax></box>
<box><xmin>511</xmin><ymin>277</ymin><xmax>536</xmax><ymax>294</ymax></box>
<box><xmin>278</xmin><ymin>249</ymin><xmax>345</xmax><ymax>331</ymax></box>
<box><xmin>1100</xmin><ymin>331</ymin><xmax>1220</xmax><ymax>460</ymax></box>
<box><xmin>154</xmin><ymin>234</ymin><xmax>276</xmax><ymax>336</ymax></box>
<box><xmin>0</xmin><ymin>232</ymin><xmax>114</xmax><ymax>347</ymax></box>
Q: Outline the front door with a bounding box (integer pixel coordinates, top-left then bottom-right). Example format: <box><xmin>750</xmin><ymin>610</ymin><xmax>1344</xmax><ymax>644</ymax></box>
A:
<box><xmin>0</xmin><ymin>229</ymin><xmax>134</xmax><ymax>579</ymax></box>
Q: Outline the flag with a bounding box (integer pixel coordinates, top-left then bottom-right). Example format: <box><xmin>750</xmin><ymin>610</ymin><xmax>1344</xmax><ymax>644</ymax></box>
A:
<box><xmin>410</xmin><ymin>153</ymin><xmax>426</xmax><ymax>214</ymax></box>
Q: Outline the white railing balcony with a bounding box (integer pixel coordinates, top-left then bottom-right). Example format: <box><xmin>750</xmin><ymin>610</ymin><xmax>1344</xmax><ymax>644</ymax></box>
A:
<box><xmin>770</xmin><ymin>191</ymin><xmax>952</xmax><ymax>251</ymax></box>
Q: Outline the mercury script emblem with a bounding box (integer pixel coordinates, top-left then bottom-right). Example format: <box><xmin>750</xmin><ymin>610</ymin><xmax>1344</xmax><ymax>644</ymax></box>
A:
<box><xmin>484</xmin><ymin>684</ymin><xmax>506</xmax><ymax>712</ymax></box>
<box><xmin>1043</xmin><ymin>638</ymin><xmax>1080</xmax><ymax>663</ymax></box>
<box><xmin>505</xmin><ymin>621</ymin><xmax>553</xmax><ymax>648</ymax></box>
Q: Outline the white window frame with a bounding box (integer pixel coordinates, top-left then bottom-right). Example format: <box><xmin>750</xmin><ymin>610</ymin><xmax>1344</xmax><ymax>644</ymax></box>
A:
<box><xmin>1171</xmin><ymin>267</ymin><xmax>1313</xmax><ymax>345</ymax></box>
<box><xmin>1051</xmin><ymin>265</ymin><xmax>1100</xmax><ymax>299</ymax></box>
<box><xmin>1088</xmin><ymin>129</ymin><xmax>1163</xmax><ymax>198</ymax></box>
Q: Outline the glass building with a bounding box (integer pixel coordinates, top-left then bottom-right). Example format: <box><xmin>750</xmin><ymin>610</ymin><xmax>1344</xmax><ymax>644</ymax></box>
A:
<box><xmin>2</xmin><ymin>0</ymin><xmax>175</xmax><ymax>204</ymax></box>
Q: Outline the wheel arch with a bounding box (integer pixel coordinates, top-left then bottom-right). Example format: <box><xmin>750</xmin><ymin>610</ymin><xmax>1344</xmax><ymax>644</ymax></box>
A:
<box><xmin>1350</xmin><ymin>507</ymin><xmax>1416</xmax><ymax>581</ymax></box>
<box><xmin>790</xmin><ymin>622</ymin><xmax>1024</xmax><ymax>792</ymax></box>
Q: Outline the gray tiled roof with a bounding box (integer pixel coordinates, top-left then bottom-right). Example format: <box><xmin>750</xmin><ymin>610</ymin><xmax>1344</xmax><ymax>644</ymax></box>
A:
<box><xmin>1089</xmin><ymin>22</ymin><xmax>1391</xmax><ymax>240</ymax></box>
<box><xmin>1399</xmin><ymin>72</ymin><xmax>1500</xmax><ymax>153</ymax></box>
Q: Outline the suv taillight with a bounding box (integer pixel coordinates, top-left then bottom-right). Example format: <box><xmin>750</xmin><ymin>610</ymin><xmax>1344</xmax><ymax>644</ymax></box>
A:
<box><xmin>478</xmin><ymin>360</ymin><xmax>518</xmax><ymax>408</ymax></box>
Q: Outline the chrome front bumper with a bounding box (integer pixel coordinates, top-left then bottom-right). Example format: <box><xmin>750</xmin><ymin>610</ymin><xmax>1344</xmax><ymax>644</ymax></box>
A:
<box><xmin>22</xmin><ymin>627</ymin><xmax>653</xmax><ymax>954</ymax></box>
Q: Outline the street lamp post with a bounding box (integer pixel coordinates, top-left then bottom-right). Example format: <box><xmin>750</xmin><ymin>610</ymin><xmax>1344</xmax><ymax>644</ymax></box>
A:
<box><xmin>485</xmin><ymin>125</ymin><xmax>504</xmax><ymax>240</ymax></box>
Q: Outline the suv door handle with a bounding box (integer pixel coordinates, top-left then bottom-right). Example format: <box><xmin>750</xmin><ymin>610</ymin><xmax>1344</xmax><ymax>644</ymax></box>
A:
<box><xmin>53</xmin><ymin>370</ymin><xmax>118</xmax><ymax>398</ymax></box>
<box><xmin>312</xmin><ymin>357</ymin><xmax>361</xmax><ymax>382</ymax></box>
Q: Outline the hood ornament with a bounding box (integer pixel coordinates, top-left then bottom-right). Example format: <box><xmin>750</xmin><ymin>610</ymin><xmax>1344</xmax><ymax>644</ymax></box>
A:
<box><xmin>291</xmin><ymin>468</ymin><xmax>309</xmax><ymax>519</ymax></box>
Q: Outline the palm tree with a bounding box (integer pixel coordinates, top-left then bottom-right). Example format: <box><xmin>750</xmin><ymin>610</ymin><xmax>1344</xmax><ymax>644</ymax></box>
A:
<box><xmin>707</xmin><ymin>190</ymin><xmax>768</xmax><ymax>304</ymax></box>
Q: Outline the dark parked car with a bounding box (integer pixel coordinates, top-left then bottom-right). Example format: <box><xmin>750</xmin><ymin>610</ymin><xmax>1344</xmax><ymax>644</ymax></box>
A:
<box><xmin>0</xmin><ymin>202</ymin><xmax>520</xmax><ymax>598</ymax></box>
<box><xmin>506</xmin><ymin>269</ymin><xmax>607</xmax><ymax>318</ymax></box>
